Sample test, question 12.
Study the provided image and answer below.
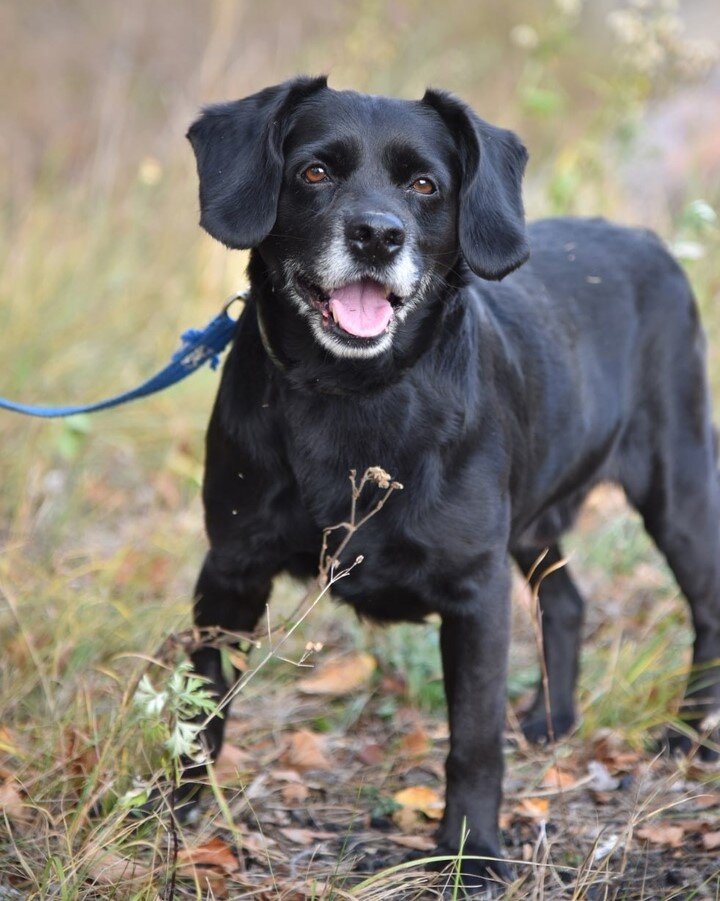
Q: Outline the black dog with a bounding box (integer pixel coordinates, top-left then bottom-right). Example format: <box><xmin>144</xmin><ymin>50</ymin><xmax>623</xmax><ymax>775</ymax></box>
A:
<box><xmin>185</xmin><ymin>76</ymin><xmax>720</xmax><ymax>889</ymax></box>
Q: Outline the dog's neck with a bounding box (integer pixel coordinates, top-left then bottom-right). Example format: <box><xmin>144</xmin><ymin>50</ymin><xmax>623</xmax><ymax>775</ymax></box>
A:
<box><xmin>247</xmin><ymin>252</ymin><xmax>458</xmax><ymax>396</ymax></box>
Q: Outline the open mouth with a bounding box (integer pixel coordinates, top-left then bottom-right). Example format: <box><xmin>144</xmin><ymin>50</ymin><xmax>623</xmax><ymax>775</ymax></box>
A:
<box><xmin>297</xmin><ymin>275</ymin><xmax>401</xmax><ymax>339</ymax></box>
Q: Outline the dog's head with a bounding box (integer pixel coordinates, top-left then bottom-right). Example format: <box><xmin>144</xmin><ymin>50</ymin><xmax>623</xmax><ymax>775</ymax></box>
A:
<box><xmin>188</xmin><ymin>77</ymin><xmax>528</xmax><ymax>360</ymax></box>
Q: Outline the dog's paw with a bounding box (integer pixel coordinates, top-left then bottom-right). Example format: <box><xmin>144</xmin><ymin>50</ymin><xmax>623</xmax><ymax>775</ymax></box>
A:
<box><xmin>426</xmin><ymin>842</ymin><xmax>511</xmax><ymax>898</ymax></box>
<box><xmin>89</xmin><ymin>778</ymin><xmax>205</xmax><ymax>825</ymax></box>
<box><xmin>521</xmin><ymin>710</ymin><xmax>575</xmax><ymax>745</ymax></box>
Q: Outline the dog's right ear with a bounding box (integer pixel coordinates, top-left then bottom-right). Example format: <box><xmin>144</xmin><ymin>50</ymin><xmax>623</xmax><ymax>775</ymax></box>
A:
<box><xmin>187</xmin><ymin>76</ymin><xmax>327</xmax><ymax>249</ymax></box>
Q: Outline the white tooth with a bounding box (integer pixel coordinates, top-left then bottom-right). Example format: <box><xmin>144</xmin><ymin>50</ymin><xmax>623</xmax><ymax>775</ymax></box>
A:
<box><xmin>332</xmin><ymin>305</ymin><xmax>339</xmax><ymax>324</ymax></box>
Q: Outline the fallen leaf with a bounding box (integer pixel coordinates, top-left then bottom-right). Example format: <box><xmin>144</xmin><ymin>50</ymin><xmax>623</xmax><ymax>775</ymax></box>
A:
<box><xmin>227</xmin><ymin>648</ymin><xmax>250</xmax><ymax>672</ymax></box>
<box><xmin>392</xmin><ymin>806</ymin><xmax>423</xmax><ymax>831</ymax></box>
<box><xmin>176</xmin><ymin>836</ymin><xmax>243</xmax><ymax>876</ymax></box>
<box><xmin>87</xmin><ymin>852</ymin><xmax>150</xmax><ymax>885</ymax></box>
<box><xmin>298</xmin><ymin>652</ymin><xmax>376</xmax><ymax>695</ymax></box>
<box><xmin>393</xmin><ymin>785</ymin><xmax>444</xmax><ymax>820</ymax></box>
<box><xmin>213</xmin><ymin>744</ymin><xmax>252</xmax><ymax>784</ymax></box>
<box><xmin>283</xmin><ymin>730</ymin><xmax>331</xmax><ymax>770</ymax></box>
<box><xmin>195</xmin><ymin>870</ymin><xmax>230</xmax><ymax>899</ymax></box>
<box><xmin>592</xmin><ymin>833</ymin><xmax>620</xmax><ymax>862</ymax></box>
<box><xmin>399</xmin><ymin>726</ymin><xmax>431</xmax><ymax>758</ymax></box>
<box><xmin>702</xmin><ymin>831</ymin><xmax>720</xmax><ymax>851</ymax></box>
<box><xmin>388</xmin><ymin>834</ymin><xmax>436</xmax><ymax>851</ymax></box>
<box><xmin>636</xmin><ymin>825</ymin><xmax>685</xmax><ymax>848</ymax></box>
<box><xmin>587</xmin><ymin>760</ymin><xmax>620</xmax><ymax>792</ymax></box>
<box><xmin>63</xmin><ymin>727</ymin><xmax>99</xmax><ymax>781</ymax></box>
<box><xmin>0</xmin><ymin>727</ymin><xmax>21</xmax><ymax>755</ymax></box>
<box><xmin>0</xmin><ymin>772</ymin><xmax>32</xmax><ymax>825</ymax></box>
<box><xmin>590</xmin><ymin>731</ymin><xmax>640</xmax><ymax>772</ymax></box>
<box><xmin>283</xmin><ymin>881</ymin><xmax>330</xmax><ymax>900</ymax></box>
<box><xmin>357</xmin><ymin>743</ymin><xmax>383</xmax><ymax>765</ymax></box>
<box><xmin>541</xmin><ymin>765</ymin><xmax>577</xmax><ymax>790</ymax></box>
<box><xmin>514</xmin><ymin>797</ymin><xmax>550</xmax><ymax>820</ymax></box>
<box><xmin>673</xmin><ymin>818</ymin><xmax>714</xmax><ymax>833</ymax></box>
<box><xmin>242</xmin><ymin>831</ymin><xmax>276</xmax><ymax>855</ymax></box>
<box><xmin>280</xmin><ymin>828</ymin><xmax>336</xmax><ymax>845</ymax></box>
<box><xmin>281</xmin><ymin>782</ymin><xmax>310</xmax><ymax>804</ymax></box>
<box><xmin>187</xmin><ymin>870</ymin><xmax>228</xmax><ymax>898</ymax></box>
<box><xmin>380</xmin><ymin>674</ymin><xmax>407</xmax><ymax>695</ymax></box>
<box><xmin>691</xmin><ymin>792</ymin><xmax>720</xmax><ymax>810</ymax></box>
<box><xmin>270</xmin><ymin>768</ymin><xmax>303</xmax><ymax>783</ymax></box>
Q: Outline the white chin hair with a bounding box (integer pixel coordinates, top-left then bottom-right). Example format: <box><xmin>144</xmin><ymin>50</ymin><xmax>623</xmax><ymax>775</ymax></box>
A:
<box><xmin>309</xmin><ymin>317</ymin><xmax>395</xmax><ymax>359</ymax></box>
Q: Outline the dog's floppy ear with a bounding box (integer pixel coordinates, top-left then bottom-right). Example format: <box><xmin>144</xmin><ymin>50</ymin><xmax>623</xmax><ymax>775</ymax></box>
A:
<box><xmin>187</xmin><ymin>76</ymin><xmax>327</xmax><ymax>249</ymax></box>
<box><xmin>423</xmin><ymin>89</ymin><xmax>529</xmax><ymax>280</ymax></box>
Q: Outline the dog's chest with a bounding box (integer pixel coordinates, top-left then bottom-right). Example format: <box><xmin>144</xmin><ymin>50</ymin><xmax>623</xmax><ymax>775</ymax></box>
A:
<box><xmin>268</xmin><ymin>386</ymin><xmax>507</xmax><ymax>601</ymax></box>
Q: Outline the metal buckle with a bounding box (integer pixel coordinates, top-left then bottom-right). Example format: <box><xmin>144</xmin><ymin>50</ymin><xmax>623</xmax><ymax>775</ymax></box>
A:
<box><xmin>223</xmin><ymin>289</ymin><xmax>250</xmax><ymax>319</ymax></box>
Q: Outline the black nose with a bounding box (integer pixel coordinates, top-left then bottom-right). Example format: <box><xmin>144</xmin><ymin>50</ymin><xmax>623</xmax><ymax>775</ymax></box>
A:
<box><xmin>345</xmin><ymin>212</ymin><xmax>405</xmax><ymax>262</ymax></box>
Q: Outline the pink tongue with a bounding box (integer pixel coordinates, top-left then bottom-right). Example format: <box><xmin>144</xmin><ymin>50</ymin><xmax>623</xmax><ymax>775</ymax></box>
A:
<box><xmin>328</xmin><ymin>281</ymin><xmax>393</xmax><ymax>337</ymax></box>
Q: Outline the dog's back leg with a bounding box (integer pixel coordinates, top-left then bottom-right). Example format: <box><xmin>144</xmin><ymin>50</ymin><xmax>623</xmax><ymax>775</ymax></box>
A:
<box><xmin>629</xmin><ymin>442</ymin><xmax>720</xmax><ymax>759</ymax></box>
<box><xmin>513</xmin><ymin>544</ymin><xmax>584</xmax><ymax>743</ymax></box>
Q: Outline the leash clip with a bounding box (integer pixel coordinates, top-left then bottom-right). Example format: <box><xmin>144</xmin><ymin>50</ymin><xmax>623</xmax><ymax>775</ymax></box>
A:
<box><xmin>224</xmin><ymin>289</ymin><xmax>250</xmax><ymax>319</ymax></box>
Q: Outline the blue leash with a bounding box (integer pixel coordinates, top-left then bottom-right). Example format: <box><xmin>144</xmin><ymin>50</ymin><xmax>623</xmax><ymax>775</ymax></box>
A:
<box><xmin>0</xmin><ymin>292</ymin><xmax>246</xmax><ymax>418</ymax></box>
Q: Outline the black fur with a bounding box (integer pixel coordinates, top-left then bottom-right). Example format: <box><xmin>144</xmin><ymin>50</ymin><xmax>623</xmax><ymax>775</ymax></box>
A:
<box><xmin>185</xmin><ymin>78</ymin><xmax>720</xmax><ymax>891</ymax></box>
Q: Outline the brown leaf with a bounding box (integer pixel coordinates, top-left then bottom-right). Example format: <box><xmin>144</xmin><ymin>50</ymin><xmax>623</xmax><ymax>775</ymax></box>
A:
<box><xmin>176</xmin><ymin>837</ymin><xmax>243</xmax><ymax>876</ymax></box>
<box><xmin>242</xmin><ymin>831</ymin><xmax>276</xmax><ymax>855</ymax></box>
<box><xmin>270</xmin><ymin>768</ymin><xmax>303</xmax><ymax>783</ymax></box>
<box><xmin>380</xmin><ymin>674</ymin><xmax>407</xmax><ymax>695</ymax></box>
<box><xmin>673</xmin><ymin>818</ymin><xmax>714</xmax><ymax>833</ymax></box>
<box><xmin>227</xmin><ymin>648</ymin><xmax>250</xmax><ymax>672</ymax></box>
<box><xmin>213</xmin><ymin>744</ymin><xmax>252</xmax><ymax>784</ymax></box>
<box><xmin>702</xmin><ymin>831</ymin><xmax>720</xmax><ymax>851</ymax></box>
<box><xmin>86</xmin><ymin>852</ymin><xmax>151</xmax><ymax>885</ymax></box>
<box><xmin>283</xmin><ymin>730</ymin><xmax>331</xmax><ymax>770</ymax></box>
<box><xmin>281</xmin><ymin>782</ymin><xmax>310</xmax><ymax>804</ymax></box>
<box><xmin>541</xmin><ymin>765</ymin><xmax>577</xmax><ymax>790</ymax></box>
<box><xmin>280</xmin><ymin>828</ymin><xmax>336</xmax><ymax>846</ymax></box>
<box><xmin>388</xmin><ymin>834</ymin><xmax>436</xmax><ymax>851</ymax></box>
<box><xmin>63</xmin><ymin>727</ymin><xmax>99</xmax><ymax>781</ymax></box>
<box><xmin>0</xmin><ymin>772</ymin><xmax>32</xmax><ymax>825</ymax></box>
<box><xmin>691</xmin><ymin>792</ymin><xmax>720</xmax><ymax>810</ymax></box>
<box><xmin>590</xmin><ymin>731</ymin><xmax>640</xmax><ymax>772</ymax></box>
<box><xmin>188</xmin><ymin>870</ymin><xmax>228</xmax><ymax>898</ymax></box>
<box><xmin>514</xmin><ymin>797</ymin><xmax>550</xmax><ymax>820</ymax></box>
<box><xmin>283</xmin><ymin>881</ymin><xmax>330</xmax><ymax>900</ymax></box>
<box><xmin>636</xmin><ymin>825</ymin><xmax>685</xmax><ymax>848</ymax></box>
<box><xmin>393</xmin><ymin>785</ymin><xmax>444</xmax><ymax>820</ymax></box>
<box><xmin>392</xmin><ymin>806</ymin><xmax>423</xmax><ymax>832</ymax></box>
<box><xmin>399</xmin><ymin>726</ymin><xmax>431</xmax><ymax>758</ymax></box>
<box><xmin>0</xmin><ymin>727</ymin><xmax>21</xmax><ymax>755</ymax></box>
<box><xmin>298</xmin><ymin>652</ymin><xmax>376</xmax><ymax>696</ymax></box>
<box><xmin>357</xmin><ymin>743</ymin><xmax>384</xmax><ymax>765</ymax></box>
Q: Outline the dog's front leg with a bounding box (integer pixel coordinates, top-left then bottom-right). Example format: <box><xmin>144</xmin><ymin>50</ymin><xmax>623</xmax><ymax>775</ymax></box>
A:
<box><xmin>434</xmin><ymin>567</ymin><xmax>511</xmax><ymax>891</ymax></box>
<box><xmin>173</xmin><ymin>553</ymin><xmax>272</xmax><ymax>815</ymax></box>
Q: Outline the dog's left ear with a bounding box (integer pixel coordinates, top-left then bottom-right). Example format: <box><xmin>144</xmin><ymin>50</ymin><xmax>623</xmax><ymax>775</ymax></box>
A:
<box><xmin>187</xmin><ymin>76</ymin><xmax>327</xmax><ymax>249</ymax></box>
<box><xmin>423</xmin><ymin>89</ymin><xmax>529</xmax><ymax>280</ymax></box>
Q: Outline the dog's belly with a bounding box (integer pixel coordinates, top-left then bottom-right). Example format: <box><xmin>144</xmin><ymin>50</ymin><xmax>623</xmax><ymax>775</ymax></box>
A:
<box><xmin>513</xmin><ymin>493</ymin><xmax>587</xmax><ymax>549</ymax></box>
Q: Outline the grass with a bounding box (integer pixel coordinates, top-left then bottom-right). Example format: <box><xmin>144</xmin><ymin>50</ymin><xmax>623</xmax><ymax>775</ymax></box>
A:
<box><xmin>2</xmin><ymin>0</ymin><xmax>720</xmax><ymax>897</ymax></box>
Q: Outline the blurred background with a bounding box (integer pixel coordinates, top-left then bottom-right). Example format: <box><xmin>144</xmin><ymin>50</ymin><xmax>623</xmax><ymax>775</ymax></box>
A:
<box><xmin>0</xmin><ymin>1</ymin><xmax>719</xmax><ymax>894</ymax></box>
<box><xmin>2</xmin><ymin>0</ymin><xmax>718</xmax><ymax>552</ymax></box>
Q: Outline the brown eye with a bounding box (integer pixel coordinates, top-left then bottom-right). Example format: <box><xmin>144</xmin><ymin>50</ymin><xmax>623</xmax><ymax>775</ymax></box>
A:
<box><xmin>410</xmin><ymin>177</ymin><xmax>436</xmax><ymax>195</ymax></box>
<box><xmin>303</xmin><ymin>164</ymin><xmax>329</xmax><ymax>184</ymax></box>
